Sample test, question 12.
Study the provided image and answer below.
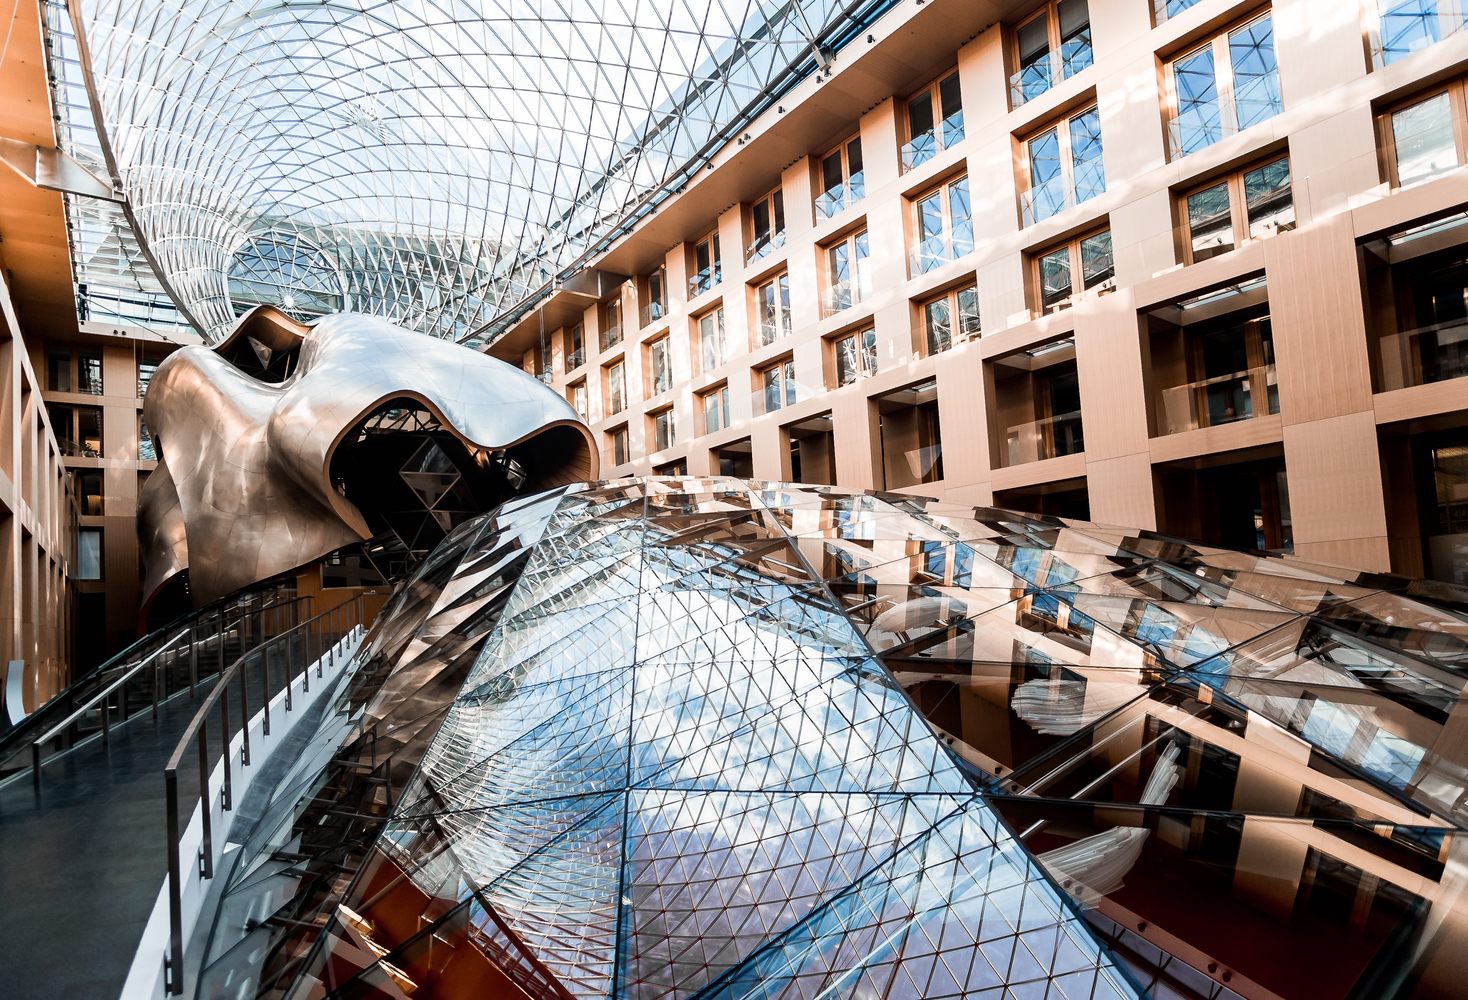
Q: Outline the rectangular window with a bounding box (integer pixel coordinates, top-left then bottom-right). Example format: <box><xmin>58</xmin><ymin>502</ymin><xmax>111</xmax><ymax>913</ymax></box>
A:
<box><xmin>47</xmin><ymin>352</ymin><xmax>70</xmax><ymax>392</ymax></box>
<box><xmin>648</xmin><ymin>337</ymin><xmax>673</xmax><ymax>395</ymax></box>
<box><xmin>138</xmin><ymin>358</ymin><xmax>161</xmax><ymax>398</ymax></box>
<box><xmin>608</xmin><ymin>425</ymin><xmax>629</xmax><ymax>466</ymax></box>
<box><xmin>602</xmin><ymin>298</ymin><xmax>624</xmax><ymax>352</ymax></box>
<box><xmin>815</xmin><ymin>135</ymin><xmax>865</xmax><ymax>220</ymax></box>
<box><xmin>642</xmin><ymin>267</ymin><xmax>667</xmax><ymax>326</ymax></box>
<box><xmin>139</xmin><ymin>415</ymin><xmax>157</xmax><ymax>462</ymax></box>
<box><xmin>1032</xmin><ymin>228</ymin><xmax>1114</xmax><ymax>315</ymax></box>
<box><xmin>605</xmin><ymin>361</ymin><xmax>626</xmax><ymax>415</ymax></box>
<box><xmin>690</xmin><ymin>232</ymin><xmax>722</xmax><ymax>296</ymax></box>
<box><xmin>755</xmin><ymin>273</ymin><xmax>792</xmax><ymax>346</ymax></box>
<box><xmin>824</xmin><ymin>229</ymin><xmax>871</xmax><ymax>317</ymax></box>
<box><xmin>911</xmin><ymin>175</ymin><xmax>973</xmax><ymax>274</ymax></box>
<box><xmin>73</xmin><ymin>468</ymin><xmax>103</xmax><ymax>516</ymax></box>
<box><xmin>902</xmin><ymin>71</ymin><xmax>965</xmax><ymax>172</ymax></box>
<box><xmin>759</xmin><ymin>358</ymin><xmax>798</xmax><ymax>415</ymax></box>
<box><xmin>1154</xmin><ymin>0</ymin><xmax>1201</xmax><ymax>24</ymax></box>
<box><xmin>566</xmin><ymin>323</ymin><xmax>585</xmax><ymax>370</ymax></box>
<box><xmin>567</xmin><ymin>379</ymin><xmax>588</xmax><ymax>421</ymax></box>
<box><xmin>78</xmin><ymin>528</ymin><xmax>102</xmax><ymax>581</ymax></box>
<box><xmin>651</xmin><ymin>407</ymin><xmax>676</xmax><ymax>452</ymax></box>
<box><xmin>748</xmin><ymin>188</ymin><xmax>787</xmax><ymax>262</ymax></box>
<box><xmin>77</xmin><ymin>406</ymin><xmax>102</xmax><ymax>457</ymax></box>
<box><xmin>1023</xmin><ymin>105</ymin><xmax>1106</xmax><ymax>225</ymax></box>
<box><xmin>1181</xmin><ymin>155</ymin><xmax>1294</xmax><ymax>263</ymax></box>
<box><xmin>833</xmin><ymin>328</ymin><xmax>878</xmax><ymax>386</ymax></box>
<box><xmin>78</xmin><ymin>352</ymin><xmax>103</xmax><ymax>395</ymax></box>
<box><xmin>701</xmin><ymin>384</ymin><xmax>732</xmax><ymax>434</ymax></box>
<box><xmin>1373</xmin><ymin>0</ymin><xmax>1468</xmax><ymax>67</ymax></box>
<box><xmin>1167</xmin><ymin>12</ymin><xmax>1281</xmax><ymax>158</ymax></box>
<box><xmin>921</xmin><ymin>283</ymin><xmax>981</xmax><ymax>355</ymax></box>
<box><xmin>1012</xmin><ymin>0</ymin><xmax>1093</xmax><ymax>106</ymax></box>
<box><xmin>697</xmin><ymin>308</ymin><xmax>727</xmax><ymax>373</ymax></box>
<box><xmin>1383</xmin><ymin>86</ymin><xmax>1463</xmax><ymax>187</ymax></box>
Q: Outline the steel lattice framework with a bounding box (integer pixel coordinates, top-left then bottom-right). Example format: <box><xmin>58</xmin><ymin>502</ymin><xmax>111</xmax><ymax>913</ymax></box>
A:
<box><xmin>45</xmin><ymin>0</ymin><xmax>897</xmax><ymax>343</ymax></box>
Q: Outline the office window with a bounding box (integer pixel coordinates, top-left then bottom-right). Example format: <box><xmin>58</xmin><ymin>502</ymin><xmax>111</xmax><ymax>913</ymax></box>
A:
<box><xmin>73</xmin><ymin>468</ymin><xmax>103</xmax><ymax>516</ymax></box>
<box><xmin>648</xmin><ymin>336</ymin><xmax>673</xmax><ymax>396</ymax></box>
<box><xmin>1167</xmin><ymin>12</ymin><xmax>1281</xmax><ymax>158</ymax></box>
<box><xmin>139</xmin><ymin>415</ymin><xmax>157</xmax><ymax>461</ymax></box>
<box><xmin>76</xmin><ymin>406</ymin><xmax>103</xmax><ymax>457</ymax></box>
<box><xmin>697</xmin><ymin>307</ymin><xmax>727</xmax><ymax>373</ymax></box>
<box><xmin>608</xmin><ymin>425</ymin><xmax>629</xmax><ymax>466</ymax></box>
<box><xmin>1032</xmin><ymin>228</ymin><xmax>1114</xmax><ymax>315</ymax></box>
<box><xmin>833</xmin><ymin>328</ymin><xmax>878</xmax><ymax>386</ymax></box>
<box><xmin>1012</xmin><ymin>0</ymin><xmax>1093</xmax><ymax>106</ymax></box>
<box><xmin>824</xmin><ymin>229</ymin><xmax>871</xmax><ymax>317</ymax></box>
<box><xmin>902</xmin><ymin>71</ymin><xmax>965</xmax><ymax>171</ymax></box>
<box><xmin>47</xmin><ymin>352</ymin><xmax>70</xmax><ymax>392</ymax></box>
<box><xmin>567</xmin><ymin>379</ymin><xmax>588</xmax><ymax>421</ymax></box>
<box><xmin>1374</xmin><ymin>0</ymin><xmax>1468</xmax><ymax>66</ymax></box>
<box><xmin>643</xmin><ymin>266</ymin><xmax>667</xmax><ymax>326</ymax></box>
<box><xmin>911</xmin><ymin>175</ymin><xmax>974</xmax><ymax>274</ymax></box>
<box><xmin>1180</xmin><ymin>156</ymin><xmax>1294</xmax><ymax>263</ymax></box>
<box><xmin>78</xmin><ymin>352</ymin><xmax>103</xmax><ymax>395</ymax></box>
<box><xmin>701</xmin><ymin>384</ymin><xmax>732</xmax><ymax>434</ymax></box>
<box><xmin>748</xmin><ymin>188</ymin><xmax>786</xmax><ymax>261</ymax></box>
<box><xmin>602</xmin><ymin>298</ymin><xmax>624</xmax><ymax>351</ymax></box>
<box><xmin>1023</xmin><ymin>105</ymin><xmax>1106</xmax><ymax>225</ymax></box>
<box><xmin>137</xmin><ymin>357</ymin><xmax>161</xmax><ymax>398</ymax></box>
<box><xmin>815</xmin><ymin>135</ymin><xmax>865</xmax><ymax>220</ymax></box>
<box><xmin>921</xmin><ymin>283</ymin><xmax>981</xmax><ymax>355</ymax></box>
<box><xmin>755</xmin><ymin>273</ymin><xmax>792</xmax><ymax>346</ymax></box>
<box><xmin>759</xmin><ymin>358</ymin><xmax>798</xmax><ymax>414</ymax></box>
<box><xmin>1382</xmin><ymin>84</ymin><xmax>1467</xmax><ymax>187</ymax></box>
<box><xmin>650</xmin><ymin>406</ymin><xmax>676</xmax><ymax>451</ymax></box>
<box><xmin>566</xmin><ymin>324</ymin><xmax>585</xmax><ymax>370</ymax></box>
<box><xmin>690</xmin><ymin>231</ymin><xmax>721</xmax><ymax>296</ymax></box>
<box><xmin>605</xmin><ymin>360</ymin><xmax>627</xmax><ymax>415</ymax></box>
<box><xmin>78</xmin><ymin>528</ymin><xmax>102</xmax><ymax>581</ymax></box>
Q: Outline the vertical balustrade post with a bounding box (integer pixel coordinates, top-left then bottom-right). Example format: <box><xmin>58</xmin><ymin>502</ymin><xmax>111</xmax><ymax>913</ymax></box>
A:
<box><xmin>197</xmin><ymin>722</ymin><xmax>214</xmax><ymax>878</ymax></box>
<box><xmin>189</xmin><ymin>619</ymin><xmax>199</xmax><ymax>692</ymax></box>
<box><xmin>164</xmin><ymin>768</ymin><xmax>184</xmax><ymax>995</ymax></box>
<box><xmin>219</xmin><ymin>683</ymin><xmax>233</xmax><ymax>812</ymax></box>
<box><xmin>260</xmin><ymin>643</ymin><xmax>272</xmax><ymax>735</ymax></box>
<box><xmin>238</xmin><ymin>655</ymin><xmax>251</xmax><ymax>767</ymax></box>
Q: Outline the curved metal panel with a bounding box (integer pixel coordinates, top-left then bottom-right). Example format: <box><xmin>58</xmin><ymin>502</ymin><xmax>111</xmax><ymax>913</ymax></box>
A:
<box><xmin>140</xmin><ymin>307</ymin><xmax>597</xmax><ymax>607</ymax></box>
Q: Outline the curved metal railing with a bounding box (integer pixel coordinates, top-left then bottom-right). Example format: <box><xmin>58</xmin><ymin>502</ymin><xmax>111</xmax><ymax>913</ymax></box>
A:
<box><xmin>162</xmin><ymin>591</ymin><xmax>374</xmax><ymax>995</ymax></box>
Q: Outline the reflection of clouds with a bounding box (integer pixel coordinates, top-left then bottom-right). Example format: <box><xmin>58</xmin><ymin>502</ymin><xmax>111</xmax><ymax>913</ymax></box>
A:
<box><xmin>1039</xmin><ymin>742</ymin><xmax>1182</xmax><ymax>905</ymax></box>
<box><xmin>1012</xmin><ymin>677</ymin><xmax>1139</xmax><ymax>736</ymax></box>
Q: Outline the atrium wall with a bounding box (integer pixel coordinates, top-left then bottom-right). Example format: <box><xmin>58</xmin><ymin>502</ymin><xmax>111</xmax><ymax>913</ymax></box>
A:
<box><xmin>494</xmin><ymin>0</ymin><xmax>1468</xmax><ymax>586</ymax></box>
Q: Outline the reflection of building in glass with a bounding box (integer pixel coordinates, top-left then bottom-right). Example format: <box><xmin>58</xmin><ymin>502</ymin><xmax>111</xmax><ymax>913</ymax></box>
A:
<box><xmin>189</xmin><ymin>477</ymin><xmax>1468</xmax><ymax>999</ymax></box>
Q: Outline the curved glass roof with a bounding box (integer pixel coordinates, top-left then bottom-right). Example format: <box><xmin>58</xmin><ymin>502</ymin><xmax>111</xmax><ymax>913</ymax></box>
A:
<box><xmin>49</xmin><ymin>0</ymin><xmax>898</xmax><ymax>343</ymax></box>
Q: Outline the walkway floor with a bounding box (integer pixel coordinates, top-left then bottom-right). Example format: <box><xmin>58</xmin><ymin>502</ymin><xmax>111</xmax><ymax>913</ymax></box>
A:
<box><xmin>0</xmin><ymin>646</ymin><xmax>299</xmax><ymax>999</ymax></box>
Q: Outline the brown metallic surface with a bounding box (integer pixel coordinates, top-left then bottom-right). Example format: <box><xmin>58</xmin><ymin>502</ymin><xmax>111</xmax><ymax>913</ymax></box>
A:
<box><xmin>139</xmin><ymin>307</ymin><xmax>596</xmax><ymax>607</ymax></box>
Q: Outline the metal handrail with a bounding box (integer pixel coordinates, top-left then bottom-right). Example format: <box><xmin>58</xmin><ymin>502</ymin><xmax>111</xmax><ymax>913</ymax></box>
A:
<box><xmin>0</xmin><ymin>578</ymin><xmax>292</xmax><ymax>758</ymax></box>
<box><xmin>162</xmin><ymin>591</ymin><xmax>374</xmax><ymax>995</ymax></box>
<box><xmin>15</xmin><ymin>591</ymin><xmax>310</xmax><ymax>787</ymax></box>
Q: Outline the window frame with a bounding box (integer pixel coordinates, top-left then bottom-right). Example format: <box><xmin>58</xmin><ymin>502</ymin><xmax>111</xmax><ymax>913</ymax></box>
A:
<box><xmin>830</xmin><ymin>327</ymin><xmax>879</xmax><ymax>387</ymax></box>
<box><xmin>748</xmin><ymin>186</ymin><xmax>787</xmax><ymax>261</ymax></box>
<box><xmin>823</xmin><ymin>228</ymin><xmax>872</xmax><ymax>317</ymax></box>
<box><xmin>565</xmin><ymin>323</ymin><xmax>585</xmax><ymax>371</ymax></box>
<box><xmin>566</xmin><ymin>377</ymin><xmax>588</xmax><ymax>422</ymax></box>
<box><xmin>901</xmin><ymin>69</ymin><xmax>965</xmax><ymax>171</ymax></box>
<box><xmin>604</xmin><ymin>359</ymin><xmax>627</xmax><ymax>415</ymax></box>
<box><xmin>690</xmin><ymin>231</ymin><xmax>722</xmax><ymax>296</ymax></box>
<box><xmin>646</xmin><ymin>335</ymin><xmax>673</xmax><ymax>397</ymax></box>
<box><xmin>601</xmin><ymin>298</ymin><xmax>624</xmax><ymax>351</ymax></box>
<box><xmin>1177</xmin><ymin>153</ymin><xmax>1295</xmax><ymax>264</ymax></box>
<box><xmin>756</xmin><ymin>356</ymin><xmax>798</xmax><ymax>415</ymax></box>
<box><xmin>754</xmin><ymin>271</ymin><xmax>793</xmax><ymax>347</ymax></box>
<box><xmin>700</xmin><ymin>382</ymin><xmax>732</xmax><ymax>435</ymax></box>
<box><xmin>607</xmin><ymin>424</ymin><xmax>630</xmax><ymax>467</ymax></box>
<box><xmin>1163</xmin><ymin>9</ymin><xmax>1282</xmax><ymax>160</ymax></box>
<box><xmin>642</xmin><ymin>266</ymin><xmax>668</xmax><ymax>326</ymax></box>
<box><xmin>1029</xmin><ymin>225</ymin><xmax>1115</xmax><ymax>316</ymax></box>
<box><xmin>815</xmin><ymin>133</ymin><xmax>866</xmax><ymax>220</ymax></box>
<box><xmin>1378</xmin><ymin>81</ymin><xmax>1468</xmax><ymax>189</ymax></box>
<box><xmin>696</xmin><ymin>306</ymin><xmax>727</xmax><ymax>374</ymax></box>
<box><xmin>919</xmin><ymin>281</ymin><xmax>982</xmax><ymax>356</ymax></box>
<box><xmin>649</xmin><ymin>405</ymin><xmax>677</xmax><ymax>452</ymax></box>
<box><xmin>1012</xmin><ymin>0</ymin><xmax>1093</xmax><ymax>106</ymax></box>
<box><xmin>910</xmin><ymin>173</ymin><xmax>973</xmax><ymax>275</ymax></box>
<box><xmin>1020</xmin><ymin>103</ymin><xmax>1105</xmax><ymax>226</ymax></box>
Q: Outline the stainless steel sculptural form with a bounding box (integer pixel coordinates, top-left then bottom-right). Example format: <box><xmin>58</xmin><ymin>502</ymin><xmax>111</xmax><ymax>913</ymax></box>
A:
<box><xmin>138</xmin><ymin>306</ymin><xmax>596</xmax><ymax>608</ymax></box>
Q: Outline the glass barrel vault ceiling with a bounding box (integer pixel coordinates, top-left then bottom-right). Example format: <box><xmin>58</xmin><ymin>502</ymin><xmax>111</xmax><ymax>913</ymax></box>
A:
<box><xmin>202</xmin><ymin>476</ymin><xmax>1468</xmax><ymax>1000</ymax></box>
<box><xmin>44</xmin><ymin>0</ymin><xmax>898</xmax><ymax>343</ymax></box>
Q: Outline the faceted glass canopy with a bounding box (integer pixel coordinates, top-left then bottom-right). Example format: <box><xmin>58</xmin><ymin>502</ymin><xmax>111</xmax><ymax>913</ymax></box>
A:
<box><xmin>210</xmin><ymin>477</ymin><xmax>1468</xmax><ymax>1000</ymax></box>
